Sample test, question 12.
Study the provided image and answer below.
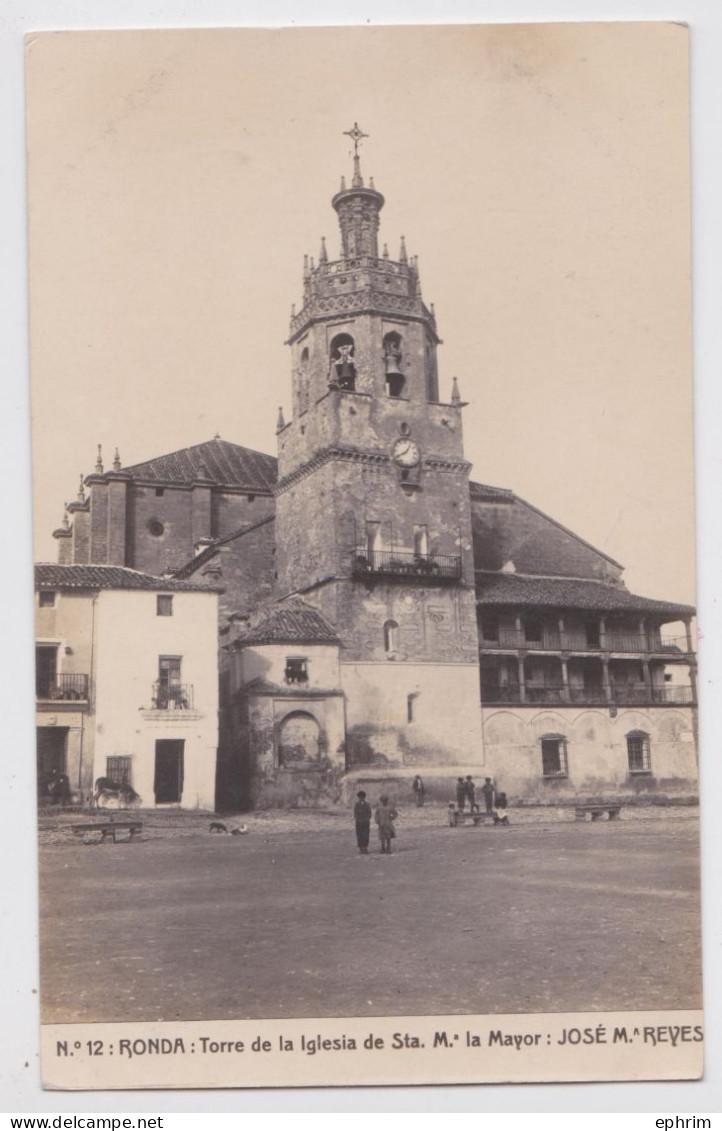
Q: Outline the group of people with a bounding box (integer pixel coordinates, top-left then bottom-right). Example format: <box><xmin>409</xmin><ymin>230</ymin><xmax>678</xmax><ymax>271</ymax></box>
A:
<box><xmin>450</xmin><ymin>776</ymin><xmax>509</xmax><ymax>826</ymax></box>
<box><xmin>353</xmin><ymin>791</ymin><xmax>398</xmax><ymax>854</ymax></box>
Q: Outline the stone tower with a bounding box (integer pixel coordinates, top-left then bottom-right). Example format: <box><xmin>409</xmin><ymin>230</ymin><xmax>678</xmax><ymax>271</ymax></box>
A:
<box><xmin>275</xmin><ymin>127</ymin><xmax>483</xmax><ymax>770</ymax></box>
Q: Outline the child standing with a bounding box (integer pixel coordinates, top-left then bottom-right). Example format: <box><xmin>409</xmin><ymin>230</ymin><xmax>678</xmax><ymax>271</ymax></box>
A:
<box><xmin>375</xmin><ymin>795</ymin><xmax>399</xmax><ymax>854</ymax></box>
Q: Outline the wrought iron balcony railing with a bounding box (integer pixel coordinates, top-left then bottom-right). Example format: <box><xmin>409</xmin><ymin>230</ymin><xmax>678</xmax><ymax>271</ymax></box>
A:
<box><xmin>353</xmin><ymin>548</ymin><xmax>462</xmax><ymax>583</ymax></box>
<box><xmin>36</xmin><ymin>673</ymin><xmax>90</xmax><ymax>701</ymax></box>
<box><xmin>151</xmin><ymin>682</ymin><xmax>194</xmax><ymax>710</ymax></box>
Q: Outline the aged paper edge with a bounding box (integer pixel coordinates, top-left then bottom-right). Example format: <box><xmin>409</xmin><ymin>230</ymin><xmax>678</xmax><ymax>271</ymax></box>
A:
<box><xmin>42</xmin><ymin>1010</ymin><xmax>703</xmax><ymax>1090</ymax></box>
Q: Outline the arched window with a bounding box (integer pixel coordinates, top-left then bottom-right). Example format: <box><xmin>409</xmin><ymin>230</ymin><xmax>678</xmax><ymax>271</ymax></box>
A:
<box><xmin>298</xmin><ymin>346</ymin><xmax>310</xmax><ymax>413</ymax></box>
<box><xmin>383</xmin><ymin>331</ymin><xmax>405</xmax><ymax>398</ymax></box>
<box><xmin>384</xmin><ymin>619</ymin><xmax>399</xmax><ymax>653</ymax></box>
<box><xmin>540</xmin><ymin>733</ymin><xmax>568</xmax><ymax>778</ymax></box>
<box><xmin>329</xmin><ymin>333</ymin><xmax>356</xmax><ymax>391</ymax></box>
<box><xmin>278</xmin><ymin>711</ymin><xmax>321</xmax><ymax>766</ymax></box>
<box><xmin>627</xmin><ymin>730</ymin><xmax>651</xmax><ymax>774</ymax></box>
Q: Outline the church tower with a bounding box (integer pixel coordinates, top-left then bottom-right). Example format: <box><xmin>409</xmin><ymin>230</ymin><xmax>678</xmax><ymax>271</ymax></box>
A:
<box><xmin>275</xmin><ymin>126</ymin><xmax>483</xmax><ymax>771</ymax></box>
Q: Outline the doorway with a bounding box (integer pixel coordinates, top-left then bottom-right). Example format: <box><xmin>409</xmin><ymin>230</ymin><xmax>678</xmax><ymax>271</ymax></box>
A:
<box><xmin>37</xmin><ymin>727</ymin><xmax>68</xmax><ymax>802</ymax></box>
<box><xmin>154</xmin><ymin>739</ymin><xmax>184</xmax><ymax>804</ymax></box>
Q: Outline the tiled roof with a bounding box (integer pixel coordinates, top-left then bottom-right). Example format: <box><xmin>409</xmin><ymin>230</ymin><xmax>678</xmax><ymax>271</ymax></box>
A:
<box><xmin>172</xmin><ymin>516</ymin><xmax>275</xmax><ymax>579</ymax></box>
<box><xmin>475</xmin><ymin>573</ymin><xmax>694</xmax><ymax>617</ymax></box>
<box><xmin>120</xmin><ymin>438</ymin><xmax>277</xmax><ymax>492</ymax></box>
<box><xmin>35</xmin><ymin>564</ymin><xmax>222</xmax><ymax>593</ymax></box>
<box><xmin>232</xmin><ymin>599</ymin><xmax>340</xmax><ymax>645</ymax></box>
<box><xmin>469</xmin><ymin>480</ymin><xmax>514</xmax><ymax>501</ymax></box>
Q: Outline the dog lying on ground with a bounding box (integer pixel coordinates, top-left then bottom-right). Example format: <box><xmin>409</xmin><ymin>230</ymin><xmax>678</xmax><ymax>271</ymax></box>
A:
<box><xmin>209</xmin><ymin>821</ymin><xmax>249</xmax><ymax>836</ymax></box>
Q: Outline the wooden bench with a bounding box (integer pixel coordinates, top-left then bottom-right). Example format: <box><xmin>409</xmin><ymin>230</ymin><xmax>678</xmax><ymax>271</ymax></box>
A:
<box><xmin>453</xmin><ymin>811</ymin><xmax>486</xmax><ymax>827</ymax></box>
<box><xmin>72</xmin><ymin>821</ymin><xmax>143</xmax><ymax>843</ymax></box>
<box><xmin>574</xmin><ymin>804</ymin><xmax>622</xmax><ymax>822</ymax></box>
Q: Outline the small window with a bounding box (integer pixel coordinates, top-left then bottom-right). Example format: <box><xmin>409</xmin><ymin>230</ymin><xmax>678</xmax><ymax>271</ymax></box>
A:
<box><xmin>627</xmin><ymin>731</ymin><xmax>651</xmax><ymax>774</ymax></box>
<box><xmin>39</xmin><ymin>591</ymin><xmax>56</xmax><ymax>608</ymax></box>
<box><xmin>384</xmin><ymin>620</ymin><xmax>399</xmax><ymax>653</ymax></box>
<box><xmin>247</xmin><ymin>494</ymin><xmax>256</xmax><ymax>503</ymax></box>
<box><xmin>148</xmin><ymin>519</ymin><xmax>165</xmax><ymax>537</ymax></box>
<box><xmin>407</xmin><ymin>692</ymin><xmax>418</xmax><ymax>723</ymax></box>
<box><xmin>106</xmin><ymin>756</ymin><xmax>132</xmax><ymax>787</ymax></box>
<box><xmin>157</xmin><ymin>595</ymin><xmax>173</xmax><ymax>617</ymax></box>
<box><xmin>541</xmin><ymin>735</ymin><xmax>568</xmax><ymax>778</ymax></box>
<box><xmin>155</xmin><ymin>488</ymin><xmax>165</xmax><ymax>497</ymax></box>
<box><xmin>285</xmin><ymin>657</ymin><xmax>308</xmax><ymax>685</ymax></box>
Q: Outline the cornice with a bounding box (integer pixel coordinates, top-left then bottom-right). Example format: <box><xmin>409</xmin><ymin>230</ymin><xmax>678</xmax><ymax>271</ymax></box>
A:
<box><xmin>275</xmin><ymin>445</ymin><xmax>472</xmax><ymax>494</ymax></box>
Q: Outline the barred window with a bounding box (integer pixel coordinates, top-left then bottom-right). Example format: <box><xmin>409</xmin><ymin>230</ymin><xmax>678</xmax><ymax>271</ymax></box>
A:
<box><xmin>541</xmin><ymin>735</ymin><xmax>568</xmax><ymax>777</ymax></box>
<box><xmin>106</xmin><ymin>756</ymin><xmax>132</xmax><ymax>787</ymax></box>
<box><xmin>627</xmin><ymin>731</ymin><xmax>651</xmax><ymax>774</ymax></box>
<box><xmin>285</xmin><ymin>657</ymin><xmax>308</xmax><ymax>684</ymax></box>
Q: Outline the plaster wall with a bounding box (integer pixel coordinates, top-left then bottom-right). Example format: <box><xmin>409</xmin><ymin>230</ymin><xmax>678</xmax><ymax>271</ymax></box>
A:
<box><xmin>93</xmin><ymin>589</ymin><xmax>219</xmax><ymax>809</ymax></box>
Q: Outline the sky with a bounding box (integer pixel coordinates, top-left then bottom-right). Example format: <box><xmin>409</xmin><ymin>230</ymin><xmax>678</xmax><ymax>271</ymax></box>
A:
<box><xmin>26</xmin><ymin>22</ymin><xmax>695</xmax><ymax>603</ymax></box>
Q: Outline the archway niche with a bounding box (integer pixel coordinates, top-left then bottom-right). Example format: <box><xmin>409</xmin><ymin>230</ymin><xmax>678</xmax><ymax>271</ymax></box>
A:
<box><xmin>278</xmin><ymin>710</ymin><xmax>322</xmax><ymax>766</ymax></box>
<box><xmin>329</xmin><ymin>333</ymin><xmax>356</xmax><ymax>391</ymax></box>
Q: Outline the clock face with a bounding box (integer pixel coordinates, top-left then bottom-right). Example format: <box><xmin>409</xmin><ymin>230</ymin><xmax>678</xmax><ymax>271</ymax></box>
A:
<box><xmin>392</xmin><ymin>438</ymin><xmax>421</xmax><ymax>468</ymax></box>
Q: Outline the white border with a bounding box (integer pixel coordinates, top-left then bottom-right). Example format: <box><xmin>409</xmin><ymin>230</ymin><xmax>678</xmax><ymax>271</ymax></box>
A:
<box><xmin>2</xmin><ymin>0</ymin><xmax>720</xmax><ymax>1114</ymax></box>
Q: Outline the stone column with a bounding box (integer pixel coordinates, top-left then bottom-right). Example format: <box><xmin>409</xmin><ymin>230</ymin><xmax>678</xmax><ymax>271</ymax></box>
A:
<box><xmin>602</xmin><ymin>656</ymin><xmax>612</xmax><ymax>703</ymax></box>
<box><xmin>517</xmin><ymin>656</ymin><xmax>526</xmax><ymax>704</ymax></box>
<box><xmin>683</xmin><ymin>617</ymin><xmax>694</xmax><ymax>653</ymax></box>
<box><xmin>599</xmin><ymin>616</ymin><xmax>607</xmax><ymax>650</ymax></box>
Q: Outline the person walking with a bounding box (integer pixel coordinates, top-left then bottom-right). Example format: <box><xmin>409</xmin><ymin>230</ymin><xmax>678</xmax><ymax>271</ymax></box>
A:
<box><xmin>455</xmin><ymin>777</ymin><xmax>467</xmax><ymax>812</ymax></box>
<box><xmin>412</xmin><ymin>775</ymin><xmax>425</xmax><ymax>807</ymax></box>
<box><xmin>465</xmin><ymin>775</ymin><xmax>477</xmax><ymax>812</ymax></box>
<box><xmin>481</xmin><ymin>777</ymin><xmax>495</xmax><ymax>814</ymax></box>
<box><xmin>375</xmin><ymin>795</ymin><xmax>399</xmax><ymax>854</ymax></box>
<box><xmin>353</xmin><ymin>790</ymin><xmax>372</xmax><ymax>854</ymax></box>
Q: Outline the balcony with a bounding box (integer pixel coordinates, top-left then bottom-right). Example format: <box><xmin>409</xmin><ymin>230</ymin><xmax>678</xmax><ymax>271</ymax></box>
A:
<box><xmin>481</xmin><ymin>683</ymin><xmax>696</xmax><ymax>707</ymax></box>
<box><xmin>353</xmin><ymin>548</ymin><xmax>462</xmax><ymax>584</ymax></box>
<box><xmin>479</xmin><ymin>631</ymin><xmax>691</xmax><ymax>655</ymax></box>
<box><xmin>36</xmin><ymin>673</ymin><xmax>89</xmax><ymax>702</ymax></box>
<box><xmin>151</xmin><ymin>683</ymin><xmax>194</xmax><ymax>710</ymax></box>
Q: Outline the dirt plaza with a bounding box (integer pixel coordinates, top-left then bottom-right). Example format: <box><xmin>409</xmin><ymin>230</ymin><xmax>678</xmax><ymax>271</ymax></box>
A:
<box><xmin>39</xmin><ymin>807</ymin><xmax>701</xmax><ymax>1025</ymax></box>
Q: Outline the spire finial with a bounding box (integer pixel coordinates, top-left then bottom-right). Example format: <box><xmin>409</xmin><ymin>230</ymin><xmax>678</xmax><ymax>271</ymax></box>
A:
<box><xmin>277</xmin><ymin>405</ymin><xmax>286</xmax><ymax>432</ymax></box>
<box><xmin>62</xmin><ymin>504</ymin><xmax>70</xmax><ymax>530</ymax></box>
<box><xmin>95</xmin><ymin>444</ymin><xmax>103</xmax><ymax>474</ymax></box>
<box><xmin>399</xmin><ymin>236</ymin><xmax>408</xmax><ymax>265</ymax></box>
<box><xmin>77</xmin><ymin>474</ymin><xmax>86</xmax><ymax>503</ymax></box>
<box><xmin>451</xmin><ymin>377</ymin><xmax>462</xmax><ymax>404</ymax></box>
<box><xmin>343</xmin><ymin>121</ymin><xmax>368</xmax><ymax>158</ymax></box>
<box><xmin>113</xmin><ymin>447</ymin><xmax>121</xmax><ymax>472</ymax></box>
<box><xmin>382</xmin><ymin>243</ymin><xmax>389</xmax><ymax>259</ymax></box>
<box><xmin>319</xmin><ymin>236</ymin><xmax>328</xmax><ymax>264</ymax></box>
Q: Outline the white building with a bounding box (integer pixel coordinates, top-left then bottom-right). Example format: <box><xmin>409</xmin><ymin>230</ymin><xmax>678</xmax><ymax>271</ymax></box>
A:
<box><xmin>35</xmin><ymin>564</ymin><xmax>220</xmax><ymax>809</ymax></box>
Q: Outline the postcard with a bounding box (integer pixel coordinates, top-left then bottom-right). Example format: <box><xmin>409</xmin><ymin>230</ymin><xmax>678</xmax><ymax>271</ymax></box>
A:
<box><xmin>27</xmin><ymin>22</ymin><xmax>702</xmax><ymax>1089</ymax></box>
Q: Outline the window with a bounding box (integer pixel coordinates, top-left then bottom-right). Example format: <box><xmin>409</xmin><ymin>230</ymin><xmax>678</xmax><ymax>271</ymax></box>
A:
<box><xmin>39</xmin><ymin>592</ymin><xmax>56</xmax><ymax>608</ymax></box>
<box><xmin>148</xmin><ymin>519</ymin><xmax>165</xmax><ymax>537</ymax></box>
<box><xmin>627</xmin><ymin>731</ymin><xmax>651</xmax><ymax>774</ymax></box>
<box><xmin>106</xmin><ymin>756</ymin><xmax>132</xmax><ymax>787</ymax></box>
<box><xmin>285</xmin><ymin>657</ymin><xmax>308</xmax><ymax>685</ymax></box>
<box><xmin>156</xmin><ymin>595</ymin><xmax>173</xmax><ymax>617</ymax></box>
<box><xmin>383</xmin><ymin>331</ymin><xmax>405</xmax><ymax>397</ymax></box>
<box><xmin>541</xmin><ymin>735</ymin><xmax>568</xmax><ymax>777</ymax></box>
<box><xmin>407</xmin><ymin>692</ymin><xmax>418</xmax><ymax>723</ymax></box>
<box><xmin>155</xmin><ymin>488</ymin><xmax>165</xmax><ymax>497</ymax></box>
<box><xmin>155</xmin><ymin>656</ymin><xmax>188</xmax><ymax>709</ymax></box>
<box><xmin>36</xmin><ymin>645</ymin><xmax>58</xmax><ymax>698</ymax></box>
<box><xmin>384</xmin><ymin>620</ymin><xmax>399</xmax><ymax>653</ymax></box>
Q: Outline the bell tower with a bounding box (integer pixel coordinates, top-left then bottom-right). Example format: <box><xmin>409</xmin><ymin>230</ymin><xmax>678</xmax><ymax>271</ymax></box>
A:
<box><xmin>274</xmin><ymin>126</ymin><xmax>483</xmax><ymax>772</ymax></box>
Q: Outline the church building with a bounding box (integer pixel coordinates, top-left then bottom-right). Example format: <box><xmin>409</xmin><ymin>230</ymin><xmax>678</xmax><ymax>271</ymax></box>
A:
<box><xmin>45</xmin><ymin>128</ymin><xmax>698</xmax><ymax>810</ymax></box>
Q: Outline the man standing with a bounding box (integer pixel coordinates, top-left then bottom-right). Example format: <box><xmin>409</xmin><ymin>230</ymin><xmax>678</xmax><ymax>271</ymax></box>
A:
<box><xmin>465</xmin><ymin>775</ymin><xmax>477</xmax><ymax>812</ymax></box>
<box><xmin>481</xmin><ymin>777</ymin><xmax>495</xmax><ymax>814</ymax></box>
<box><xmin>456</xmin><ymin>777</ymin><xmax>467</xmax><ymax>812</ymax></box>
<box><xmin>353</xmin><ymin>790</ymin><xmax>372</xmax><ymax>854</ymax></box>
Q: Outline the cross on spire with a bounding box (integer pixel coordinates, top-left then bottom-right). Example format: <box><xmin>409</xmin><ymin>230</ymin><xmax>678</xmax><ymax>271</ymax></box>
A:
<box><xmin>343</xmin><ymin>122</ymin><xmax>368</xmax><ymax>156</ymax></box>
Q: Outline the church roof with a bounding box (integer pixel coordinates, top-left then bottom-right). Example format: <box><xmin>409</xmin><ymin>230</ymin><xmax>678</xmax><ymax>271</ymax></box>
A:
<box><xmin>120</xmin><ymin>438</ymin><xmax>277</xmax><ymax>492</ymax></box>
<box><xmin>469</xmin><ymin>480</ymin><xmax>515</xmax><ymax>502</ymax></box>
<box><xmin>35</xmin><ymin>563</ymin><xmax>222</xmax><ymax>593</ymax></box>
<box><xmin>232</xmin><ymin>599</ymin><xmax>340</xmax><ymax>646</ymax></box>
<box><xmin>475</xmin><ymin>573</ymin><xmax>694</xmax><ymax>617</ymax></box>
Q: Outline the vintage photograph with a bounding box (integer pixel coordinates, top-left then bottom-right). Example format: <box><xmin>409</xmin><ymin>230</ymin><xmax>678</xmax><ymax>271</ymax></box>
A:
<box><xmin>27</xmin><ymin>23</ymin><xmax>701</xmax><ymax>1087</ymax></box>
